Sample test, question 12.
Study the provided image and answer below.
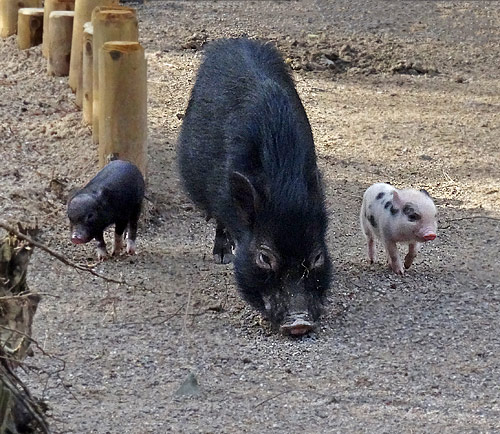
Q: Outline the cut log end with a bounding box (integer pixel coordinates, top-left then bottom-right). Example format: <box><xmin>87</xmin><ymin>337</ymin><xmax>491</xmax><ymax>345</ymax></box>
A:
<box><xmin>17</xmin><ymin>7</ymin><xmax>44</xmax><ymax>50</ymax></box>
<box><xmin>103</xmin><ymin>40</ymin><xmax>142</xmax><ymax>54</ymax></box>
<box><xmin>47</xmin><ymin>10</ymin><xmax>75</xmax><ymax>76</ymax></box>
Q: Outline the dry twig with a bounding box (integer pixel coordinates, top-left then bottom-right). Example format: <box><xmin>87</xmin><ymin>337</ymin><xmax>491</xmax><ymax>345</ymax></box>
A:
<box><xmin>254</xmin><ymin>388</ymin><xmax>336</xmax><ymax>408</ymax></box>
<box><xmin>0</xmin><ymin>325</ymin><xmax>66</xmax><ymax>368</ymax></box>
<box><xmin>0</xmin><ymin>221</ymin><xmax>128</xmax><ymax>285</ymax></box>
<box><xmin>440</xmin><ymin>215</ymin><xmax>500</xmax><ymax>229</ymax></box>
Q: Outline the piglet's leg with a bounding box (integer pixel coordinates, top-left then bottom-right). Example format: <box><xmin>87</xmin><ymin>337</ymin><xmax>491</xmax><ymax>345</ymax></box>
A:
<box><xmin>126</xmin><ymin>209</ymin><xmax>141</xmax><ymax>255</ymax></box>
<box><xmin>95</xmin><ymin>233</ymin><xmax>108</xmax><ymax>261</ymax></box>
<box><xmin>367</xmin><ymin>236</ymin><xmax>376</xmax><ymax>264</ymax></box>
<box><xmin>404</xmin><ymin>242</ymin><xmax>420</xmax><ymax>269</ymax></box>
<box><xmin>113</xmin><ymin>220</ymin><xmax>127</xmax><ymax>256</ymax></box>
<box><xmin>385</xmin><ymin>241</ymin><xmax>404</xmax><ymax>275</ymax></box>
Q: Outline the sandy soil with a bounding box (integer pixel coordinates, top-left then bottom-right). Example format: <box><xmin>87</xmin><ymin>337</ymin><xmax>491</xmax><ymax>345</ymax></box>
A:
<box><xmin>1</xmin><ymin>1</ymin><xmax>499</xmax><ymax>433</ymax></box>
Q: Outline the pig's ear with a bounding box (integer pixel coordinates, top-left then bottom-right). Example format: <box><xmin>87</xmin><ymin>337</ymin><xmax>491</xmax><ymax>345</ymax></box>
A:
<box><xmin>392</xmin><ymin>190</ymin><xmax>403</xmax><ymax>207</ymax></box>
<box><xmin>230</xmin><ymin>172</ymin><xmax>260</xmax><ymax>226</ymax></box>
<box><xmin>420</xmin><ymin>189</ymin><xmax>431</xmax><ymax>198</ymax></box>
<box><xmin>67</xmin><ymin>188</ymin><xmax>80</xmax><ymax>204</ymax></box>
<box><xmin>96</xmin><ymin>187</ymin><xmax>112</xmax><ymax>203</ymax></box>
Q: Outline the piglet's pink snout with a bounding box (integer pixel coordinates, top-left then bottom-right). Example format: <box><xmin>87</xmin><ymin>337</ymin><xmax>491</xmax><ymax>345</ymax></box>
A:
<box><xmin>423</xmin><ymin>233</ymin><xmax>436</xmax><ymax>241</ymax></box>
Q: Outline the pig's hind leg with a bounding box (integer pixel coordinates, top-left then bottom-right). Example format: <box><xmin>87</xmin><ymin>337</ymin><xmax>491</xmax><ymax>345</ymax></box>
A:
<box><xmin>367</xmin><ymin>236</ymin><xmax>376</xmax><ymax>264</ymax></box>
<box><xmin>213</xmin><ymin>220</ymin><xmax>235</xmax><ymax>264</ymax></box>
<box><xmin>126</xmin><ymin>208</ymin><xmax>141</xmax><ymax>255</ymax></box>
<box><xmin>112</xmin><ymin>220</ymin><xmax>127</xmax><ymax>256</ymax></box>
<box><xmin>360</xmin><ymin>218</ymin><xmax>376</xmax><ymax>264</ymax></box>
<box><xmin>404</xmin><ymin>242</ymin><xmax>419</xmax><ymax>269</ymax></box>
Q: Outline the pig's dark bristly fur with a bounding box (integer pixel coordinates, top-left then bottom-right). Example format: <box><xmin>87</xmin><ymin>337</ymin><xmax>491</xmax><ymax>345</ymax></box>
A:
<box><xmin>178</xmin><ymin>38</ymin><xmax>332</xmax><ymax>332</ymax></box>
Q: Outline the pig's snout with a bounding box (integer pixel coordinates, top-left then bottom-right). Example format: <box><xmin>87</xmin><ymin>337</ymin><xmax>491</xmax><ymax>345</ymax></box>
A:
<box><xmin>71</xmin><ymin>233</ymin><xmax>88</xmax><ymax>244</ymax></box>
<box><xmin>423</xmin><ymin>233</ymin><xmax>436</xmax><ymax>242</ymax></box>
<box><xmin>280</xmin><ymin>313</ymin><xmax>314</xmax><ymax>336</ymax></box>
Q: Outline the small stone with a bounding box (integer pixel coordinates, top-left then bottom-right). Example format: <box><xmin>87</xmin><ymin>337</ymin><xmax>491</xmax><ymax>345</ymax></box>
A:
<box><xmin>174</xmin><ymin>372</ymin><xmax>200</xmax><ymax>397</ymax></box>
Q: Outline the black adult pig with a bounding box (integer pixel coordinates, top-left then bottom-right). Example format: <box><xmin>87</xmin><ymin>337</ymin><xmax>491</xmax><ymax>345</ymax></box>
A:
<box><xmin>178</xmin><ymin>38</ymin><xmax>332</xmax><ymax>335</ymax></box>
<box><xmin>67</xmin><ymin>160</ymin><xmax>145</xmax><ymax>260</ymax></box>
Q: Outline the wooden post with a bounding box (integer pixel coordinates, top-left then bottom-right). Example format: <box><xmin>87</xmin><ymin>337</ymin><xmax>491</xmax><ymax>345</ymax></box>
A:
<box><xmin>81</xmin><ymin>21</ymin><xmax>93</xmax><ymax>124</ymax></box>
<box><xmin>91</xmin><ymin>7</ymin><xmax>138</xmax><ymax>144</ymax></box>
<box><xmin>41</xmin><ymin>0</ymin><xmax>74</xmax><ymax>58</ymax></box>
<box><xmin>67</xmin><ymin>0</ymin><xmax>118</xmax><ymax>96</ymax></box>
<box><xmin>47</xmin><ymin>10</ymin><xmax>74</xmax><ymax>76</ymax></box>
<box><xmin>17</xmin><ymin>7</ymin><xmax>43</xmax><ymax>49</ymax></box>
<box><xmin>98</xmin><ymin>41</ymin><xmax>147</xmax><ymax>176</ymax></box>
<box><xmin>0</xmin><ymin>0</ymin><xmax>41</xmax><ymax>38</ymax></box>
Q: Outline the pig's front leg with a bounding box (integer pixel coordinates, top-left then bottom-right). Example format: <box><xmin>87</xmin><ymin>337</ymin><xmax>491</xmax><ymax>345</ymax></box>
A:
<box><xmin>404</xmin><ymin>242</ymin><xmax>420</xmax><ymax>269</ymax></box>
<box><xmin>95</xmin><ymin>233</ymin><xmax>108</xmax><ymax>261</ymax></box>
<box><xmin>385</xmin><ymin>240</ymin><xmax>404</xmax><ymax>275</ymax></box>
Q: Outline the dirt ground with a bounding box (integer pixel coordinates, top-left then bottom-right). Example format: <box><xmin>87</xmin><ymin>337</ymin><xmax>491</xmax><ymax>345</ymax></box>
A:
<box><xmin>1</xmin><ymin>0</ymin><xmax>499</xmax><ymax>433</ymax></box>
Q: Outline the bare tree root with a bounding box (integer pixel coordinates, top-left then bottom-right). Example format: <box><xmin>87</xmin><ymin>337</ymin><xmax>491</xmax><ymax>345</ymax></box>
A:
<box><xmin>1</xmin><ymin>346</ymin><xmax>50</xmax><ymax>434</ymax></box>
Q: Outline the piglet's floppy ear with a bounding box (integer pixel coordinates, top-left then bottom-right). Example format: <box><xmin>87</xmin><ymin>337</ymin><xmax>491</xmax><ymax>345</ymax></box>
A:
<box><xmin>96</xmin><ymin>186</ymin><xmax>112</xmax><ymax>203</ymax></box>
<box><xmin>392</xmin><ymin>190</ymin><xmax>403</xmax><ymax>207</ymax></box>
<box><xmin>420</xmin><ymin>189</ymin><xmax>431</xmax><ymax>198</ymax></box>
<box><xmin>230</xmin><ymin>171</ymin><xmax>260</xmax><ymax>226</ymax></box>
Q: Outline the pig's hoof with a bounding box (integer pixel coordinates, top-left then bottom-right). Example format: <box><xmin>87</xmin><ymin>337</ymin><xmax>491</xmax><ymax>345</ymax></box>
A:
<box><xmin>213</xmin><ymin>242</ymin><xmax>234</xmax><ymax>264</ymax></box>
<box><xmin>97</xmin><ymin>249</ymin><xmax>108</xmax><ymax>261</ymax></box>
<box><xmin>126</xmin><ymin>240</ymin><xmax>136</xmax><ymax>255</ymax></box>
<box><xmin>404</xmin><ymin>255</ymin><xmax>414</xmax><ymax>269</ymax></box>
<box><xmin>391</xmin><ymin>266</ymin><xmax>404</xmax><ymax>275</ymax></box>
<box><xmin>213</xmin><ymin>252</ymin><xmax>234</xmax><ymax>264</ymax></box>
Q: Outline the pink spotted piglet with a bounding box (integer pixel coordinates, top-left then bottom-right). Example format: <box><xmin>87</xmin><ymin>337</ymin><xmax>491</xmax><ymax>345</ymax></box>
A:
<box><xmin>360</xmin><ymin>183</ymin><xmax>437</xmax><ymax>274</ymax></box>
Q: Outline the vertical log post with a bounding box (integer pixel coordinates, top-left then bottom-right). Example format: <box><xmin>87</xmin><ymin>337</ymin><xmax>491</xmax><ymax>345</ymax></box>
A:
<box><xmin>98</xmin><ymin>41</ymin><xmax>147</xmax><ymax>176</ymax></box>
<box><xmin>0</xmin><ymin>0</ymin><xmax>41</xmax><ymax>38</ymax></box>
<box><xmin>81</xmin><ymin>21</ymin><xmax>93</xmax><ymax>124</ymax></box>
<box><xmin>17</xmin><ymin>7</ymin><xmax>43</xmax><ymax>49</ymax></box>
<box><xmin>47</xmin><ymin>10</ymin><xmax>74</xmax><ymax>76</ymax></box>
<box><xmin>41</xmin><ymin>0</ymin><xmax>74</xmax><ymax>58</ymax></box>
<box><xmin>91</xmin><ymin>7</ymin><xmax>138</xmax><ymax>144</ymax></box>
<box><xmin>67</xmin><ymin>0</ymin><xmax>118</xmax><ymax>99</ymax></box>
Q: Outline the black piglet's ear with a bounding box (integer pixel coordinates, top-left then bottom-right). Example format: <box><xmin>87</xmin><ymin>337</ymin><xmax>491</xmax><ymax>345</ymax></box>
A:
<box><xmin>230</xmin><ymin>171</ymin><xmax>260</xmax><ymax>226</ymax></box>
<box><xmin>96</xmin><ymin>187</ymin><xmax>112</xmax><ymax>204</ymax></box>
<box><xmin>67</xmin><ymin>188</ymin><xmax>80</xmax><ymax>204</ymax></box>
<box><xmin>420</xmin><ymin>189</ymin><xmax>431</xmax><ymax>197</ymax></box>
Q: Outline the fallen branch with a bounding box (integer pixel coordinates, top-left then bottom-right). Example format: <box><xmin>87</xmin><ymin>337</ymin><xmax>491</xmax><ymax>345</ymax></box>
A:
<box><xmin>254</xmin><ymin>388</ymin><xmax>337</xmax><ymax>408</ymax></box>
<box><xmin>113</xmin><ymin>303</ymin><xmax>187</xmax><ymax>327</ymax></box>
<box><xmin>0</xmin><ymin>221</ymin><xmax>127</xmax><ymax>286</ymax></box>
<box><xmin>441</xmin><ymin>215</ymin><xmax>500</xmax><ymax>229</ymax></box>
<box><xmin>448</xmin><ymin>216</ymin><xmax>500</xmax><ymax>222</ymax></box>
<box><xmin>0</xmin><ymin>325</ymin><xmax>66</xmax><ymax>368</ymax></box>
